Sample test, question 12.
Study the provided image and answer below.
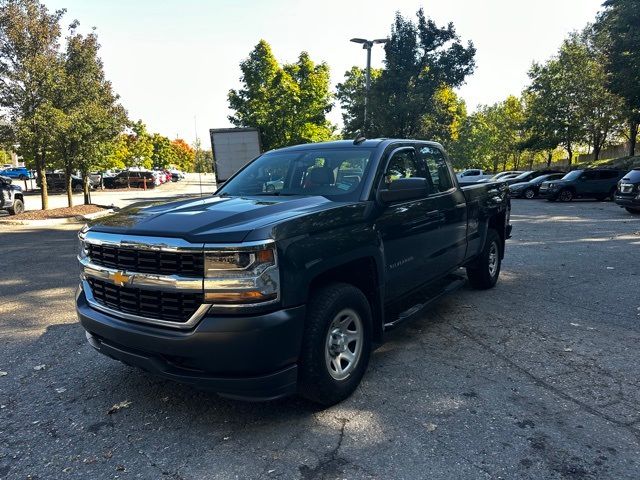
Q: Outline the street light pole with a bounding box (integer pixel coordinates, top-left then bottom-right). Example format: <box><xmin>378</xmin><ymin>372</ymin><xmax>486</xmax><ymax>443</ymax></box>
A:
<box><xmin>350</xmin><ymin>37</ymin><xmax>388</xmax><ymax>136</ymax></box>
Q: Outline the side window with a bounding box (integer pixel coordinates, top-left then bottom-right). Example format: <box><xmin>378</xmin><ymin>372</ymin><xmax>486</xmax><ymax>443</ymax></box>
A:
<box><xmin>383</xmin><ymin>150</ymin><xmax>425</xmax><ymax>187</ymax></box>
<box><xmin>601</xmin><ymin>170</ymin><xmax>618</xmax><ymax>179</ymax></box>
<box><xmin>419</xmin><ymin>146</ymin><xmax>453</xmax><ymax>193</ymax></box>
<box><xmin>582</xmin><ymin>171</ymin><xmax>598</xmax><ymax>181</ymax></box>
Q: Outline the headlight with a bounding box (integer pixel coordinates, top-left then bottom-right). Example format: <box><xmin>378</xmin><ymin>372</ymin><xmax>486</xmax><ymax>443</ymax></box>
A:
<box><xmin>78</xmin><ymin>225</ymin><xmax>89</xmax><ymax>261</ymax></box>
<box><xmin>204</xmin><ymin>243</ymin><xmax>279</xmax><ymax>306</ymax></box>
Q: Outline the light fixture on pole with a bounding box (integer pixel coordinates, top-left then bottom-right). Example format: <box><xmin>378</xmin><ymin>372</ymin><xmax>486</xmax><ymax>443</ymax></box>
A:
<box><xmin>350</xmin><ymin>37</ymin><xmax>388</xmax><ymax>135</ymax></box>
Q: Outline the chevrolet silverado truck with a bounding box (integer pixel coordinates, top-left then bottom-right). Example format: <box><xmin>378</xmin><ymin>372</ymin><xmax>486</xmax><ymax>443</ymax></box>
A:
<box><xmin>76</xmin><ymin>139</ymin><xmax>511</xmax><ymax>405</ymax></box>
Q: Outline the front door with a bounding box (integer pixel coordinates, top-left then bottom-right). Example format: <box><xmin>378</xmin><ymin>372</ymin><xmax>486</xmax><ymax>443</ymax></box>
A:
<box><xmin>375</xmin><ymin>147</ymin><xmax>447</xmax><ymax>301</ymax></box>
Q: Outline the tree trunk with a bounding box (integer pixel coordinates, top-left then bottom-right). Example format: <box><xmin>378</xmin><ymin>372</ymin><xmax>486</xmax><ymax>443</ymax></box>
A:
<box><xmin>66</xmin><ymin>165</ymin><xmax>73</xmax><ymax>208</ymax></box>
<box><xmin>566</xmin><ymin>145</ymin><xmax>573</xmax><ymax>167</ymax></box>
<box><xmin>629</xmin><ymin>121</ymin><xmax>639</xmax><ymax>157</ymax></box>
<box><xmin>593</xmin><ymin>144</ymin><xmax>601</xmax><ymax>161</ymax></box>
<box><xmin>546</xmin><ymin>151</ymin><xmax>552</xmax><ymax>167</ymax></box>
<box><xmin>83</xmin><ymin>172</ymin><xmax>90</xmax><ymax>205</ymax></box>
<box><xmin>36</xmin><ymin>162</ymin><xmax>48</xmax><ymax>210</ymax></box>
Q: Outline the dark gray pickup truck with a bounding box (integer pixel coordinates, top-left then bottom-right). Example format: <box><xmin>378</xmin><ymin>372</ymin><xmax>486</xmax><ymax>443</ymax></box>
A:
<box><xmin>76</xmin><ymin>139</ymin><xmax>511</xmax><ymax>405</ymax></box>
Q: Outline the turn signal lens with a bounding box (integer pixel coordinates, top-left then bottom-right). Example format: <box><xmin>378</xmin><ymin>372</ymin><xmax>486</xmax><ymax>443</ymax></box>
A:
<box><xmin>204</xmin><ymin>291</ymin><xmax>277</xmax><ymax>304</ymax></box>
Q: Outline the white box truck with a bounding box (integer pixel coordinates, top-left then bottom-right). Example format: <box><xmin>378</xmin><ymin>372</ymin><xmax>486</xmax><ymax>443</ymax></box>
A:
<box><xmin>209</xmin><ymin>127</ymin><xmax>262</xmax><ymax>185</ymax></box>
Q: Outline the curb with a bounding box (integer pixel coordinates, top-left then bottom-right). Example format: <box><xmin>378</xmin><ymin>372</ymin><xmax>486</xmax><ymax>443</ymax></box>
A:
<box><xmin>0</xmin><ymin>209</ymin><xmax>114</xmax><ymax>227</ymax></box>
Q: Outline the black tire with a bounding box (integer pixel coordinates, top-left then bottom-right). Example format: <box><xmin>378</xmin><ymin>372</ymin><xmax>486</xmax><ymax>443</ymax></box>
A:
<box><xmin>18</xmin><ymin>174</ymin><xmax>26</xmax><ymax>181</ymax></box>
<box><xmin>523</xmin><ymin>188</ymin><xmax>535</xmax><ymax>199</ymax></box>
<box><xmin>558</xmin><ymin>189</ymin><xmax>573</xmax><ymax>202</ymax></box>
<box><xmin>298</xmin><ymin>283</ymin><xmax>372</xmax><ymax>406</ymax></box>
<box><xmin>466</xmin><ymin>229</ymin><xmax>502</xmax><ymax>290</ymax></box>
<box><xmin>609</xmin><ymin>187</ymin><xmax>617</xmax><ymax>201</ymax></box>
<box><xmin>73</xmin><ymin>183</ymin><xmax>83</xmax><ymax>193</ymax></box>
<box><xmin>626</xmin><ymin>207</ymin><xmax>640</xmax><ymax>215</ymax></box>
<box><xmin>8</xmin><ymin>198</ymin><xmax>24</xmax><ymax>215</ymax></box>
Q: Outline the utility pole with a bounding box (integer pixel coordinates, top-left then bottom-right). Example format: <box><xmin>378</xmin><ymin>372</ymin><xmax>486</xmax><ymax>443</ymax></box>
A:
<box><xmin>350</xmin><ymin>37</ymin><xmax>388</xmax><ymax>135</ymax></box>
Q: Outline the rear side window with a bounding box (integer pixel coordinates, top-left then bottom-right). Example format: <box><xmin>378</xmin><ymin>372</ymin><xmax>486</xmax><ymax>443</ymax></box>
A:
<box><xmin>419</xmin><ymin>146</ymin><xmax>453</xmax><ymax>193</ymax></box>
<box><xmin>599</xmin><ymin>170</ymin><xmax>619</xmax><ymax>179</ymax></box>
<box><xmin>582</xmin><ymin>171</ymin><xmax>598</xmax><ymax>181</ymax></box>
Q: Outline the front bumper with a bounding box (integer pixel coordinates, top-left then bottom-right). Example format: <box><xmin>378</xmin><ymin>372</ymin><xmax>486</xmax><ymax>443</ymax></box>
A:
<box><xmin>76</xmin><ymin>287</ymin><xmax>305</xmax><ymax>400</ymax></box>
<box><xmin>538</xmin><ymin>189</ymin><xmax>558</xmax><ymax>199</ymax></box>
<box><xmin>614</xmin><ymin>194</ymin><xmax>640</xmax><ymax>208</ymax></box>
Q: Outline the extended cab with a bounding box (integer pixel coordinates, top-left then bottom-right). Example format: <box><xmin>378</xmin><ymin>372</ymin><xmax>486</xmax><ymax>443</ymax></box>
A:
<box><xmin>75</xmin><ymin>139</ymin><xmax>511</xmax><ymax>405</ymax></box>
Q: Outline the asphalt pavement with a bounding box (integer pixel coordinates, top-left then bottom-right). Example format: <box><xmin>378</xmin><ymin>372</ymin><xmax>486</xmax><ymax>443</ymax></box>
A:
<box><xmin>1</xmin><ymin>198</ymin><xmax>639</xmax><ymax>479</ymax></box>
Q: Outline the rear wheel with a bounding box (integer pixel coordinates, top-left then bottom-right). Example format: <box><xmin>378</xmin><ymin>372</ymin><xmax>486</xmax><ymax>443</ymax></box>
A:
<box><xmin>73</xmin><ymin>183</ymin><xmax>83</xmax><ymax>193</ymax></box>
<box><xmin>8</xmin><ymin>198</ymin><xmax>24</xmax><ymax>215</ymax></box>
<box><xmin>467</xmin><ymin>229</ymin><xmax>502</xmax><ymax>290</ymax></box>
<box><xmin>626</xmin><ymin>207</ymin><xmax>640</xmax><ymax>215</ymax></box>
<box><xmin>298</xmin><ymin>283</ymin><xmax>372</xmax><ymax>406</ymax></box>
<box><xmin>18</xmin><ymin>174</ymin><xmax>26</xmax><ymax>181</ymax></box>
<box><xmin>523</xmin><ymin>188</ymin><xmax>535</xmax><ymax>199</ymax></box>
<box><xmin>558</xmin><ymin>189</ymin><xmax>573</xmax><ymax>202</ymax></box>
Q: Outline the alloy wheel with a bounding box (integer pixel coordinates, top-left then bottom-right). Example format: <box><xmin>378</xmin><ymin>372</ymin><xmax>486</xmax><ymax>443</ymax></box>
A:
<box><xmin>325</xmin><ymin>308</ymin><xmax>363</xmax><ymax>381</ymax></box>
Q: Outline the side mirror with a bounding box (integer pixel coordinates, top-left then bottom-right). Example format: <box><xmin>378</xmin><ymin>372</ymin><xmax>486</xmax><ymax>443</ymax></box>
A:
<box><xmin>378</xmin><ymin>177</ymin><xmax>428</xmax><ymax>204</ymax></box>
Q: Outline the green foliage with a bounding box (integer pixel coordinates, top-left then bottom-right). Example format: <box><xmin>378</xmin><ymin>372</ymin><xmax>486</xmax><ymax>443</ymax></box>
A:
<box><xmin>0</xmin><ymin>0</ymin><xmax>66</xmax><ymax>209</ymax></box>
<box><xmin>337</xmin><ymin>9</ymin><xmax>475</xmax><ymax>140</ymax></box>
<box><xmin>595</xmin><ymin>0</ymin><xmax>640</xmax><ymax>155</ymax></box>
<box><xmin>228</xmin><ymin>40</ymin><xmax>335</xmax><ymax>150</ymax></box>
<box><xmin>151</xmin><ymin>133</ymin><xmax>177</xmax><ymax>169</ymax></box>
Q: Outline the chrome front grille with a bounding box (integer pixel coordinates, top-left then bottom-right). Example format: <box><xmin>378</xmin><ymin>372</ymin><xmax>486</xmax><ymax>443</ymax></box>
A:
<box><xmin>87</xmin><ymin>243</ymin><xmax>204</xmax><ymax>276</ymax></box>
<box><xmin>87</xmin><ymin>277</ymin><xmax>202</xmax><ymax>324</ymax></box>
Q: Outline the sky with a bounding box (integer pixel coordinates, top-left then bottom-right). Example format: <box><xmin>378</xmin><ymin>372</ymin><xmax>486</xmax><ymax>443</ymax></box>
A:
<box><xmin>43</xmin><ymin>0</ymin><xmax>604</xmax><ymax>147</ymax></box>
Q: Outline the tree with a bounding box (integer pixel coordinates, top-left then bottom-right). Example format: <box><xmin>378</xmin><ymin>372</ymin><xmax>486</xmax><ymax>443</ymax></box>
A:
<box><xmin>335</xmin><ymin>66</ymin><xmax>382</xmax><ymax>137</ymax></box>
<box><xmin>0</xmin><ymin>0</ymin><xmax>66</xmax><ymax>209</ymax></box>
<box><xmin>124</xmin><ymin>120</ymin><xmax>153</xmax><ymax>168</ymax></box>
<box><xmin>595</xmin><ymin>0</ymin><xmax>640</xmax><ymax>156</ymax></box>
<box><xmin>337</xmin><ymin>9</ymin><xmax>475</xmax><ymax>140</ymax></box>
<box><xmin>228</xmin><ymin>40</ymin><xmax>334</xmax><ymax>150</ymax></box>
<box><xmin>171</xmin><ymin>138</ymin><xmax>194</xmax><ymax>172</ymax></box>
<box><xmin>151</xmin><ymin>133</ymin><xmax>177</xmax><ymax>168</ymax></box>
<box><xmin>56</xmin><ymin>22</ymin><xmax>127</xmax><ymax>205</ymax></box>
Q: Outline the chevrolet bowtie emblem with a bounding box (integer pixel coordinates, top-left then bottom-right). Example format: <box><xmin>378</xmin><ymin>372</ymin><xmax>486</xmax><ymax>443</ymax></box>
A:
<box><xmin>111</xmin><ymin>271</ymin><xmax>131</xmax><ymax>286</ymax></box>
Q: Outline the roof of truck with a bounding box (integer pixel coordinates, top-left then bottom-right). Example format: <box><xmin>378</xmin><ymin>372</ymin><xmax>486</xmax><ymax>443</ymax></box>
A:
<box><xmin>272</xmin><ymin>138</ymin><xmax>444</xmax><ymax>153</ymax></box>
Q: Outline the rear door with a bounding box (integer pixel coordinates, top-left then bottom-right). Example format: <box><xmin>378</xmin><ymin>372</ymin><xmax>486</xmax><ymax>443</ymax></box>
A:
<box><xmin>418</xmin><ymin>145</ymin><xmax>468</xmax><ymax>275</ymax></box>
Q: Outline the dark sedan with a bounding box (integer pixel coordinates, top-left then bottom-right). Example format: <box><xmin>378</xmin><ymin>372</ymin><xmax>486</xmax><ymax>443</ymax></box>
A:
<box><xmin>509</xmin><ymin>173</ymin><xmax>566</xmax><ymax>199</ymax></box>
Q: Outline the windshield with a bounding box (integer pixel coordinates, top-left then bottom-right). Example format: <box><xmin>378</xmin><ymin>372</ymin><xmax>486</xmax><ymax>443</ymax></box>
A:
<box><xmin>512</xmin><ymin>171</ymin><xmax>533</xmax><ymax>180</ymax></box>
<box><xmin>562</xmin><ymin>170</ymin><xmax>583</xmax><ymax>181</ymax></box>
<box><xmin>217</xmin><ymin>148</ymin><xmax>374</xmax><ymax>200</ymax></box>
<box><xmin>622</xmin><ymin>169</ymin><xmax>640</xmax><ymax>183</ymax></box>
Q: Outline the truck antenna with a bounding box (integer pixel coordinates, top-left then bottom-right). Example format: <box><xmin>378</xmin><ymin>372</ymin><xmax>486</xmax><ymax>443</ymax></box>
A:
<box><xmin>353</xmin><ymin>132</ymin><xmax>366</xmax><ymax>145</ymax></box>
<box><xmin>194</xmin><ymin>116</ymin><xmax>203</xmax><ymax>197</ymax></box>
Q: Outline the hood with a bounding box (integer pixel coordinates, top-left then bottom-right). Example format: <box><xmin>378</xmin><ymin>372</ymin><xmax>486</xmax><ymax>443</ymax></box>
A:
<box><xmin>89</xmin><ymin>195</ymin><xmax>355</xmax><ymax>243</ymax></box>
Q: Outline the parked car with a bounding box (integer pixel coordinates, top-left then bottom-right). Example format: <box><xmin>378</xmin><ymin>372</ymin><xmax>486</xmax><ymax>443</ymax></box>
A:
<box><xmin>507</xmin><ymin>169</ymin><xmax>564</xmax><ymax>185</ymax></box>
<box><xmin>169</xmin><ymin>169</ymin><xmax>185</xmax><ymax>181</ymax></box>
<box><xmin>76</xmin><ymin>138</ymin><xmax>511</xmax><ymax>405</ymax></box>
<box><xmin>0</xmin><ymin>175</ymin><xmax>25</xmax><ymax>215</ymax></box>
<box><xmin>476</xmin><ymin>171</ymin><xmax>525</xmax><ymax>183</ymax></box>
<box><xmin>539</xmin><ymin>169</ymin><xmax>625</xmax><ymax>202</ymax></box>
<box><xmin>509</xmin><ymin>173</ymin><xmax>566</xmax><ymax>198</ymax></box>
<box><xmin>0</xmin><ymin>166</ymin><xmax>34</xmax><ymax>180</ymax></box>
<box><xmin>614</xmin><ymin>168</ymin><xmax>640</xmax><ymax>214</ymax></box>
<box><xmin>456</xmin><ymin>168</ymin><xmax>491</xmax><ymax>183</ymax></box>
<box><xmin>39</xmin><ymin>173</ymin><xmax>95</xmax><ymax>192</ymax></box>
<box><xmin>103</xmin><ymin>170</ymin><xmax>155</xmax><ymax>189</ymax></box>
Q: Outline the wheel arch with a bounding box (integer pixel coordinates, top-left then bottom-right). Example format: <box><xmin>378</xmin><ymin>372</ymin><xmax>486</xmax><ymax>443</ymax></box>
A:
<box><xmin>308</xmin><ymin>256</ymin><xmax>384</xmax><ymax>344</ymax></box>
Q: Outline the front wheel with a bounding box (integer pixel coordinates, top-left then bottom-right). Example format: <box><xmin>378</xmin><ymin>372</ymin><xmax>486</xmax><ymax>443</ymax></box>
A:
<box><xmin>8</xmin><ymin>198</ymin><xmax>24</xmax><ymax>215</ymax></box>
<box><xmin>523</xmin><ymin>188</ymin><xmax>535</xmax><ymax>199</ymax></box>
<box><xmin>466</xmin><ymin>229</ymin><xmax>502</xmax><ymax>290</ymax></box>
<box><xmin>298</xmin><ymin>283</ymin><xmax>372</xmax><ymax>406</ymax></box>
<box><xmin>558</xmin><ymin>189</ymin><xmax>573</xmax><ymax>202</ymax></box>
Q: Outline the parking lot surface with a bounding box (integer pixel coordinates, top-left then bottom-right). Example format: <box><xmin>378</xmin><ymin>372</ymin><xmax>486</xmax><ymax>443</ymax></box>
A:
<box><xmin>1</xmin><ymin>199</ymin><xmax>639</xmax><ymax>479</ymax></box>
